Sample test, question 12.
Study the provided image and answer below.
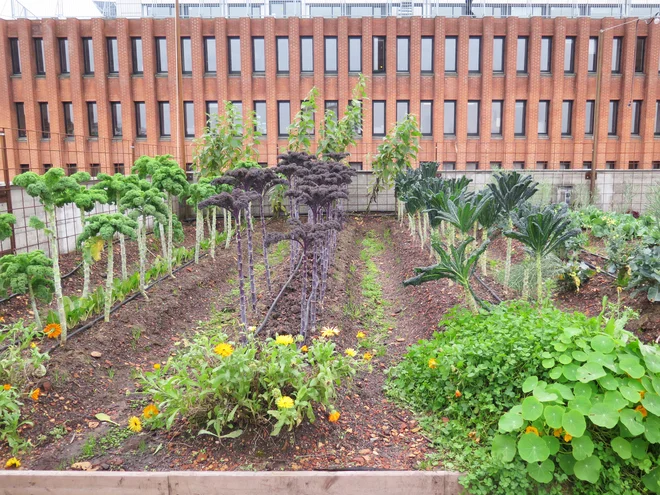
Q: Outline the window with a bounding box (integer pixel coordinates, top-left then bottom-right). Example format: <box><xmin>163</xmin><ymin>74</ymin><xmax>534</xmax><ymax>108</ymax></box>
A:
<box><xmin>127</xmin><ymin>37</ymin><xmax>142</xmax><ymax>75</ymax></box>
<box><xmin>517</xmin><ymin>37</ymin><xmax>528</xmax><ymax>73</ymax></box>
<box><xmin>493</xmin><ymin>37</ymin><xmax>505</xmax><ymax>73</ymax></box>
<box><xmin>420</xmin><ymin>101</ymin><xmax>433</xmax><ymax>136</ymax></box>
<box><xmin>347</xmin><ymin>37</ymin><xmax>362</xmax><ymax>72</ymax></box>
<box><xmin>180</xmin><ymin>37</ymin><xmax>191</xmax><ymax>74</ymax></box>
<box><xmin>229</xmin><ymin>37</ymin><xmax>241</xmax><ymax>74</ymax></box>
<box><xmin>34</xmin><ymin>38</ymin><xmax>45</xmax><ymax>75</ymax></box>
<box><xmin>421</xmin><ymin>37</ymin><xmax>434</xmax><ymax>73</ymax></box>
<box><xmin>631</xmin><ymin>100</ymin><xmax>642</xmax><ymax>136</ymax></box>
<box><xmin>513</xmin><ymin>162</ymin><xmax>525</xmax><ymax>170</ymax></box>
<box><xmin>16</xmin><ymin>103</ymin><xmax>26</xmax><ymax>138</ymax></box>
<box><xmin>538</xmin><ymin>100</ymin><xmax>549</xmax><ymax>136</ymax></box>
<box><xmin>604</xmin><ymin>161</ymin><xmax>615</xmax><ymax>169</ymax></box>
<box><xmin>468</xmin><ymin>37</ymin><xmax>481</xmax><ymax>73</ymax></box>
<box><xmin>490</xmin><ymin>162</ymin><xmax>502</xmax><ymax>170</ymax></box>
<box><xmin>278</xmin><ymin>101</ymin><xmax>290</xmax><ymax>136</ymax></box>
<box><xmin>654</xmin><ymin>162</ymin><xmax>660</xmax><ymax>170</ymax></box>
<box><xmin>89</xmin><ymin>163</ymin><xmax>100</xmax><ymax>177</ymax></box>
<box><xmin>561</xmin><ymin>100</ymin><xmax>573</xmax><ymax>136</ymax></box>
<box><xmin>564</xmin><ymin>37</ymin><xmax>575</xmax><ymax>74</ymax></box>
<box><xmin>348</xmin><ymin>100</ymin><xmax>363</xmax><ymax>136</ymax></box>
<box><xmin>655</xmin><ymin>101</ymin><xmax>660</xmax><ymax>136</ymax></box>
<box><xmin>611</xmin><ymin>37</ymin><xmax>622</xmax><ymax>73</ymax></box>
<box><xmin>254</xmin><ymin>101</ymin><xmax>267</xmax><ymax>134</ymax></box>
<box><xmin>325</xmin><ymin>100</ymin><xmax>339</xmax><ymax>121</ymax></box>
<box><xmin>628</xmin><ymin>161</ymin><xmax>639</xmax><ymax>170</ymax></box>
<box><xmin>397</xmin><ymin>37</ymin><xmax>409</xmax><ymax>72</ymax></box>
<box><xmin>206</xmin><ymin>101</ymin><xmax>218</xmax><ymax>126</ymax></box>
<box><xmin>373</xmin><ymin>101</ymin><xmax>386</xmax><ymax>136</ymax></box>
<box><xmin>349</xmin><ymin>162</ymin><xmax>363</xmax><ymax>171</ymax></box>
<box><xmin>608</xmin><ymin>101</ymin><xmax>619</xmax><ymax>136</ymax></box>
<box><xmin>156</xmin><ymin>37</ymin><xmax>168</xmax><ymax>73</ymax></box>
<box><xmin>444</xmin><ymin>100</ymin><xmax>456</xmax><ymax>136</ymax></box>
<box><xmin>10</xmin><ymin>38</ymin><xmax>20</xmax><ymax>75</ymax></box>
<box><xmin>107</xmin><ymin>37</ymin><xmax>118</xmax><ymax>74</ymax></box>
<box><xmin>588</xmin><ymin>37</ymin><xmax>598</xmax><ymax>73</ymax></box>
<box><xmin>159</xmin><ymin>102</ymin><xmax>171</xmax><ymax>137</ymax></box>
<box><xmin>83</xmin><ymin>38</ymin><xmax>94</xmax><ymax>74</ymax></box>
<box><xmin>325</xmin><ymin>37</ymin><xmax>338</xmax><ymax>73</ymax></box>
<box><xmin>276</xmin><ymin>37</ymin><xmax>289</xmax><ymax>74</ymax></box>
<box><xmin>135</xmin><ymin>102</ymin><xmax>146</xmax><ymax>138</ymax></box>
<box><xmin>62</xmin><ymin>102</ymin><xmax>74</xmax><ymax>137</ymax></box>
<box><xmin>466</xmin><ymin>162</ymin><xmax>479</xmax><ymax>171</ymax></box>
<box><xmin>585</xmin><ymin>100</ymin><xmax>595</xmax><ymax>136</ymax></box>
<box><xmin>396</xmin><ymin>100</ymin><xmax>409</xmax><ymax>122</ymax></box>
<box><xmin>301</xmin><ymin>37</ymin><xmax>314</xmax><ymax>73</ymax></box>
<box><xmin>204</xmin><ymin>37</ymin><xmax>216</xmax><ymax>73</ymax></box>
<box><xmin>540</xmin><ymin>37</ymin><xmax>552</xmax><ymax>73</ymax></box>
<box><xmin>583</xmin><ymin>162</ymin><xmax>592</xmax><ymax>170</ymax></box>
<box><xmin>114</xmin><ymin>163</ymin><xmax>125</xmax><ymax>175</ymax></box>
<box><xmin>59</xmin><ymin>38</ymin><xmax>70</xmax><ymax>74</ymax></box>
<box><xmin>111</xmin><ymin>102</ymin><xmax>122</xmax><ymax>137</ymax></box>
<box><xmin>43</xmin><ymin>164</ymin><xmax>52</xmax><ymax>172</ymax></box>
<box><xmin>536</xmin><ymin>161</ymin><xmax>548</xmax><ymax>170</ymax></box>
<box><xmin>467</xmin><ymin>101</ymin><xmax>480</xmax><ymax>136</ymax></box>
<box><xmin>19</xmin><ymin>164</ymin><xmax>29</xmax><ymax>174</ymax></box>
<box><xmin>181</xmin><ymin>101</ymin><xmax>194</xmax><ymax>138</ymax></box>
<box><xmin>445</xmin><ymin>36</ymin><xmax>457</xmax><ymax>73</ymax></box>
<box><xmin>185</xmin><ymin>163</ymin><xmax>194</xmax><ymax>182</ymax></box>
<box><xmin>39</xmin><ymin>102</ymin><xmax>50</xmax><ymax>138</ymax></box>
<box><xmin>87</xmin><ymin>102</ymin><xmax>98</xmax><ymax>137</ymax></box>
<box><xmin>373</xmin><ymin>36</ymin><xmax>386</xmax><ymax>73</ymax></box>
<box><xmin>252</xmin><ymin>37</ymin><xmax>265</xmax><ymax>73</ymax></box>
<box><xmin>491</xmin><ymin>100</ymin><xmax>503</xmax><ymax>136</ymax></box>
<box><xmin>635</xmin><ymin>37</ymin><xmax>646</xmax><ymax>73</ymax></box>
<box><xmin>560</xmin><ymin>161</ymin><xmax>571</xmax><ymax>170</ymax></box>
<box><xmin>443</xmin><ymin>162</ymin><xmax>456</xmax><ymax>171</ymax></box>
<box><xmin>515</xmin><ymin>100</ymin><xmax>526</xmax><ymax>136</ymax></box>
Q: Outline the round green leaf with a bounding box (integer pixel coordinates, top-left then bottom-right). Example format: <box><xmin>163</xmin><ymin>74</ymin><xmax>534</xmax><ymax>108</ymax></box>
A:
<box><xmin>533</xmin><ymin>385</ymin><xmax>559</xmax><ymax>403</ymax></box>
<box><xmin>544</xmin><ymin>405</ymin><xmax>565</xmax><ymax>429</ymax></box>
<box><xmin>619</xmin><ymin>408</ymin><xmax>645</xmax><ymax>436</ymax></box>
<box><xmin>563</xmin><ymin>363</ymin><xmax>579</xmax><ymax>381</ymax></box>
<box><xmin>564</xmin><ymin>327</ymin><xmax>583</xmax><ymax>338</ymax></box>
<box><xmin>571</xmin><ymin>435</ymin><xmax>594</xmax><ymax>461</ymax></box>
<box><xmin>618</xmin><ymin>354</ymin><xmax>645</xmax><ymax>379</ymax></box>
<box><xmin>499</xmin><ymin>410</ymin><xmax>524</xmax><ymax>433</ymax></box>
<box><xmin>522</xmin><ymin>396</ymin><xmax>544</xmax><ymax>421</ymax></box>
<box><xmin>526</xmin><ymin>459</ymin><xmax>555</xmax><ymax>484</ymax></box>
<box><xmin>644</xmin><ymin>415</ymin><xmax>660</xmax><ymax>444</ymax></box>
<box><xmin>591</xmin><ymin>335</ymin><xmax>615</xmax><ymax>354</ymax></box>
<box><xmin>631</xmin><ymin>438</ymin><xmax>649</xmax><ymax>459</ymax></box>
<box><xmin>620</xmin><ymin>385</ymin><xmax>643</xmax><ymax>404</ymax></box>
<box><xmin>554</xmin><ymin>342</ymin><xmax>568</xmax><ymax>352</ymax></box>
<box><xmin>574</xmin><ymin>455</ymin><xmax>602</xmax><ymax>484</ymax></box>
<box><xmin>597</xmin><ymin>374</ymin><xmax>618</xmax><ymax>391</ymax></box>
<box><xmin>558</xmin><ymin>354</ymin><xmax>572</xmax><ymax>365</ymax></box>
<box><xmin>573</xmin><ymin>382</ymin><xmax>593</xmax><ymax>399</ymax></box>
<box><xmin>492</xmin><ymin>434</ymin><xmax>517</xmax><ymax>463</ymax></box>
<box><xmin>568</xmin><ymin>397</ymin><xmax>592</xmax><ymax>416</ymax></box>
<box><xmin>518</xmin><ymin>433</ymin><xmax>550</xmax><ymax>463</ymax></box>
<box><xmin>640</xmin><ymin>343</ymin><xmax>660</xmax><ymax>373</ymax></box>
<box><xmin>641</xmin><ymin>392</ymin><xmax>660</xmax><ymax>416</ymax></box>
<box><xmin>548</xmin><ymin>383</ymin><xmax>574</xmax><ymax>401</ymax></box>
<box><xmin>611</xmin><ymin>437</ymin><xmax>631</xmax><ymax>459</ymax></box>
<box><xmin>557</xmin><ymin>453</ymin><xmax>576</xmax><ymax>475</ymax></box>
<box><xmin>642</xmin><ymin>467</ymin><xmax>660</xmax><ymax>494</ymax></box>
<box><xmin>549</xmin><ymin>367</ymin><xmax>564</xmax><ymax>380</ymax></box>
<box><xmin>542</xmin><ymin>358</ymin><xmax>555</xmax><ymax>369</ymax></box>
<box><xmin>586</xmin><ymin>351</ymin><xmax>615</xmax><ymax>368</ymax></box>
<box><xmin>572</xmin><ymin>350</ymin><xmax>588</xmax><ymax>362</ymax></box>
<box><xmin>576</xmin><ymin>362</ymin><xmax>607</xmax><ymax>383</ymax></box>
<box><xmin>652</xmin><ymin>375</ymin><xmax>660</xmax><ymax>396</ymax></box>
<box><xmin>522</xmin><ymin>376</ymin><xmax>538</xmax><ymax>393</ymax></box>
<box><xmin>588</xmin><ymin>402</ymin><xmax>619</xmax><ymax>428</ymax></box>
<box><xmin>603</xmin><ymin>391</ymin><xmax>628</xmax><ymax>411</ymax></box>
<box><xmin>544</xmin><ymin>435</ymin><xmax>560</xmax><ymax>455</ymax></box>
<box><xmin>562</xmin><ymin>409</ymin><xmax>586</xmax><ymax>438</ymax></box>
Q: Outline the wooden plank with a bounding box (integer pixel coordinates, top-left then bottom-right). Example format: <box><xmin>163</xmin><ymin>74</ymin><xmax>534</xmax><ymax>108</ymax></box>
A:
<box><xmin>0</xmin><ymin>471</ymin><xmax>169</xmax><ymax>495</ymax></box>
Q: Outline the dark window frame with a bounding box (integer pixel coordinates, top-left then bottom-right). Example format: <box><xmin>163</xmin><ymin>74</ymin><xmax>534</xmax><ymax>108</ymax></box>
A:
<box><xmin>10</xmin><ymin>38</ymin><xmax>21</xmax><ymax>75</ymax></box>
<box><xmin>204</xmin><ymin>37</ymin><xmax>216</xmax><ymax>74</ymax></box>
<box><xmin>135</xmin><ymin>101</ymin><xmax>146</xmax><ymax>138</ymax></box>
<box><xmin>467</xmin><ymin>100</ymin><xmax>480</xmax><ymax>137</ymax></box>
<box><xmin>561</xmin><ymin>100</ymin><xmax>573</xmax><ymax>136</ymax></box>
<box><xmin>588</xmin><ymin>37</ymin><xmax>598</xmax><ymax>73</ymax></box>
<box><xmin>252</xmin><ymin>37</ymin><xmax>265</xmax><ymax>73</ymax></box>
<box><xmin>111</xmin><ymin>101</ymin><xmax>123</xmax><ymax>137</ymax></box>
<box><xmin>277</xmin><ymin>100</ymin><xmax>291</xmax><ymax>137</ymax></box>
<box><xmin>228</xmin><ymin>37</ymin><xmax>241</xmax><ymax>75</ymax></box>
<box><xmin>396</xmin><ymin>100</ymin><xmax>409</xmax><ymax>123</ymax></box>
<box><xmin>39</xmin><ymin>102</ymin><xmax>50</xmax><ymax>139</ymax></box>
<box><xmin>564</xmin><ymin>36</ymin><xmax>576</xmax><ymax>74</ymax></box>
<box><xmin>517</xmin><ymin>36</ymin><xmax>528</xmax><ymax>74</ymax></box>
<box><xmin>373</xmin><ymin>36</ymin><xmax>386</xmax><ymax>74</ymax></box>
<box><xmin>608</xmin><ymin>100</ymin><xmax>619</xmax><ymax>136</ymax></box>
<box><xmin>155</xmin><ymin>37</ymin><xmax>168</xmax><ymax>74</ymax></box>
<box><xmin>82</xmin><ymin>38</ymin><xmax>94</xmax><ymax>75</ymax></box>
<box><xmin>655</xmin><ymin>101</ymin><xmax>660</xmax><ymax>136</ymax></box>
<box><xmin>421</xmin><ymin>36</ymin><xmax>434</xmax><ymax>73</ymax></box>
<box><xmin>372</xmin><ymin>100</ymin><xmax>386</xmax><ymax>136</ymax></box>
<box><xmin>62</xmin><ymin>102</ymin><xmax>74</xmax><ymax>137</ymax></box>
<box><xmin>106</xmin><ymin>37</ymin><xmax>118</xmax><ymax>74</ymax></box>
<box><xmin>515</xmin><ymin>100</ymin><xmax>527</xmax><ymax>137</ymax></box>
<box><xmin>611</xmin><ymin>37</ymin><xmax>622</xmax><ymax>74</ymax></box>
<box><xmin>540</xmin><ymin>36</ymin><xmax>552</xmax><ymax>73</ymax></box>
<box><xmin>16</xmin><ymin>102</ymin><xmax>26</xmax><ymax>138</ymax></box>
<box><xmin>276</xmin><ymin>36</ymin><xmax>290</xmax><ymax>74</ymax></box>
<box><xmin>58</xmin><ymin>38</ymin><xmax>70</xmax><ymax>74</ymax></box>
<box><xmin>468</xmin><ymin>36</ymin><xmax>481</xmax><ymax>73</ymax></box>
<box><xmin>396</xmin><ymin>36</ymin><xmax>410</xmax><ymax>73</ymax></box>
<box><xmin>635</xmin><ymin>36</ymin><xmax>646</xmax><ymax>73</ymax></box>
<box><xmin>34</xmin><ymin>38</ymin><xmax>45</xmax><ymax>75</ymax></box>
<box><xmin>131</xmin><ymin>37</ymin><xmax>143</xmax><ymax>75</ymax></box>
<box><xmin>631</xmin><ymin>100</ymin><xmax>642</xmax><ymax>136</ymax></box>
<box><xmin>538</xmin><ymin>100</ymin><xmax>550</xmax><ymax>136</ymax></box>
<box><xmin>325</xmin><ymin>100</ymin><xmax>339</xmax><ymax>122</ymax></box>
<box><xmin>493</xmin><ymin>36</ymin><xmax>505</xmax><ymax>73</ymax></box>
<box><xmin>585</xmin><ymin>100</ymin><xmax>595</xmax><ymax>136</ymax></box>
<box><xmin>300</xmin><ymin>36</ymin><xmax>314</xmax><ymax>73</ymax></box>
<box><xmin>184</xmin><ymin>101</ymin><xmax>195</xmax><ymax>138</ymax></box>
<box><xmin>87</xmin><ymin>101</ymin><xmax>98</xmax><ymax>137</ymax></box>
<box><xmin>325</xmin><ymin>36</ymin><xmax>338</xmax><ymax>74</ymax></box>
<box><xmin>491</xmin><ymin>100</ymin><xmax>503</xmax><ymax>137</ymax></box>
<box><xmin>159</xmin><ymin>101</ymin><xmax>171</xmax><ymax>138</ymax></box>
<box><xmin>181</xmin><ymin>37</ymin><xmax>192</xmax><ymax>75</ymax></box>
<box><xmin>444</xmin><ymin>100</ymin><xmax>457</xmax><ymax>137</ymax></box>
<box><xmin>445</xmin><ymin>36</ymin><xmax>457</xmax><ymax>73</ymax></box>
<box><xmin>420</xmin><ymin>100</ymin><xmax>433</xmax><ymax>136</ymax></box>
<box><xmin>254</xmin><ymin>101</ymin><xmax>267</xmax><ymax>135</ymax></box>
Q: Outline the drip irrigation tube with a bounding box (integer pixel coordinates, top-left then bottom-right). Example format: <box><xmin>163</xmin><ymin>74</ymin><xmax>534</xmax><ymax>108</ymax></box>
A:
<box><xmin>473</xmin><ymin>273</ymin><xmax>503</xmax><ymax>303</ymax></box>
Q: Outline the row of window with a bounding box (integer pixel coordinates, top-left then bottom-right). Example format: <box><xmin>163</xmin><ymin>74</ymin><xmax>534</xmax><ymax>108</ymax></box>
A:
<box><xmin>16</xmin><ymin>97</ymin><xmax>660</xmax><ymax>141</ymax></box>
<box><xmin>7</xmin><ymin>33</ymin><xmax>651</xmax><ymax>78</ymax></box>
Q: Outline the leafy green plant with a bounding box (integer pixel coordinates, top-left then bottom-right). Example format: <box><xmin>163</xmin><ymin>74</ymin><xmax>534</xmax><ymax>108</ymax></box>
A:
<box><xmin>0</xmin><ymin>251</ymin><xmax>54</xmax><ymax>330</ymax></box>
<box><xmin>288</xmin><ymin>87</ymin><xmax>318</xmax><ymax>153</ymax></box>
<box><xmin>141</xmin><ymin>333</ymin><xmax>356</xmax><ymax>437</ymax></box>
<box><xmin>629</xmin><ymin>245</ymin><xmax>660</xmax><ymax>302</ymax></box>
<box><xmin>0</xmin><ymin>213</ymin><xmax>16</xmax><ymax>241</ymax></box>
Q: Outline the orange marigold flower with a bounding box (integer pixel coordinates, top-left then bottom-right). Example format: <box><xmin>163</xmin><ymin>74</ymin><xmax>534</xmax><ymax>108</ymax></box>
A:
<box><xmin>30</xmin><ymin>388</ymin><xmax>41</xmax><ymax>401</ymax></box>
<box><xmin>301</xmin><ymin>345</ymin><xmax>309</xmax><ymax>353</ymax></box>
<box><xmin>455</xmin><ymin>390</ymin><xmax>462</xmax><ymax>398</ymax></box>
<box><xmin>43</xmin><ymin>323</ymin><xmax>62</xmax><ymax>339</ymax></box>
<box><xmin>525</xmin><ymin>426</ymin><xmax>540</xmax><ymax>436</ymax></box>
<box><xmin>635</xmin><ymin>405</ymin><xmax>648</xmax><ymax>418</ymax></box>
<box><xmin>363</xmin><ymin>352</ymin><xmax>373</xmax><ymax>361</ymax></box>
<box><xmin>553</xmin><ymin>428</ymin><xmax>563</xmax><ymax>438</ymax></box>
<box><xmin>428</xmin><ymin>358</ymin><xmax>438</xmax><ymax>369</ymax></box>
<box><xmin>143</xmin><ymin>404</ymin><xmax>159</xmax><ymax>419</ymax></box>
<box><xmin>564</xmin><ymin>433</ymin><xmax>572</xmax><ymax>442</ymax></box>
<box><xmin>2</xmin><ymin>384</ymin><xmax>10</xmax><ymax>391</ymax></box>
<box><xmin>328</xmin><ymin>411</ymin><xmax>340</xmax><ymax>423</ymax></box>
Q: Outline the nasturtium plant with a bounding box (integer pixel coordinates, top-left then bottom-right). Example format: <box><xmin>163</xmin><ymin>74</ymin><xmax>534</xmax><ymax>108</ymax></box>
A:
<box><xmin>493</xmin><ymin>321</ymin><xmax>660</xmax><ymax>492</ymax></box>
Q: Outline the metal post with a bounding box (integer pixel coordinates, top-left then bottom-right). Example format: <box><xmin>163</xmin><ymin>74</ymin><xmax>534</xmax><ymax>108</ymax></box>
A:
<box><xmin>0</xmin><ymin>129</ymin><xmax>17</xmax><ymax>254</ymax></box>
<box><xmin>174</xmin><ymin>0</ymin><xmax>186</xmax><ymax>169</ymax></box>
<box><xmin>589</xmin><ymin>29</ymin><xmax>604</xmax><ymax>203</ymax></box>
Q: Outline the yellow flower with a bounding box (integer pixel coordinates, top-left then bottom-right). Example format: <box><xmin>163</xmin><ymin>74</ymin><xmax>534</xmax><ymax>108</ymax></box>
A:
<box><xmin>455</xmin><ymin>390</ymin><xmax>462</xmax><ymax>398</ymax></box>
<box><xmin>276</xmin><ymin>396</ymin><xmax>295</xmax><ymax>409</ymax></box>
<box><xmin>301</xmin><ymin>345</ymin><xmax>309</xmax><ymax>353</ymax></box>
<box><xmin>553</xmin><ymin>428</ymin><xmax>563</xmax><ymax>438</ymax></box>
<box><xmin>30</xmin><ymin>342</ymin><xmax>37</xmax><ymax>349</ymax></box>
<box><xmin>128</xmin><ymin>416</ymin><xmax>142</xmax><ymax>433</ymax></box>
<box><xmin>275</xmin><ymin>334</ymin><xmax>294</xmax><ymax>345</ymax></box>
<box><xmin>30</xmin><ymin>388</ymin><xmax>41</xmax><ymax>401</ymax></box>
<box><xmin>214</xmin><ymin>342</ymin><xmax>234</xmax><ymax>357</ymax></box>
<box><xmin>363</xmin><ymin>352</ymin><xmax>373</xmax><ymax>361</ymax></box>
<box><xmin>248</xmin><ymin>326</ymin><xmax>256</xmax><ymax>333</ymax></box>
<box><xmin>356</xmin><ymin>331</ymin><xmax>366</xmax><ymax>339</ymax></box>
<box><xmin>428</xmin><ymin>358</ymin><xmax>438</xmax><ymax>369</ymax></box>
<box><xmin>328</xmin><ymin>411</ymin><xmax>340</xmax><ymax>423</ymax></box>
<box><xmin>143</xmin><ymin>404</ymin><xmax>159</xmax><ymax>419</ymax></box>
<box><xmin>5</xmin><ymin>457</ymin><xmax>20</xmax><ymax>469</ymax></box>
<box><xmin>44</xmin><ymin>323</ymin><xmax>62</xmax><ymax>339</ymax></box>
<box><xmin>153</xmin><ymin>363</ymin><xmax>161</xmax><ymax>370</ymax></box>
<box><xmin>525</xmin><ymin>426</ymin><xmax>540</xmax><ymax>436</ymax></box>
<box><xmin>345</xmin><ymin>348</ymin><xmax>357</xmax><ymax>357</ymax></box>
<box><xmin>564</xmin><ymin>433</ymin><xmax>572</xmax><ymax>442</ymax></box>
<box><xmin>2</xmin><ymin>384</ymin><xmax>10</xmax><ymax>391</ymax></box>
<box><xmin>321</xmin><ymin>326</ymin><xmax>340</xmax><ymax>338</ymax></box>
<box><xmin>635</xmin><ymin>405</ymin><xmax>648</xmax><ymax>418</ymax></box>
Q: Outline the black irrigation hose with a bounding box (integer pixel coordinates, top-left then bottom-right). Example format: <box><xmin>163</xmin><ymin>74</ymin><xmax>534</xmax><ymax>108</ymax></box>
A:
<box><xmin>473</xmin><ymin>272</ymin><xmax>503</xmax><ymax>303</ymax></box>
<box><xmin>580</xmin><ymin>249</ymin><xmax>617</xmax><ymax>279</ymax></box>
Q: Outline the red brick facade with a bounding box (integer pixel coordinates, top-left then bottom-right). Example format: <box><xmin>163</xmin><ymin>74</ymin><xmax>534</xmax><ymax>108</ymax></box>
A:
<box><xmin>1</xmin><ymin>16</ymin><xmax>659</xmax><ymax>178</ymax></box>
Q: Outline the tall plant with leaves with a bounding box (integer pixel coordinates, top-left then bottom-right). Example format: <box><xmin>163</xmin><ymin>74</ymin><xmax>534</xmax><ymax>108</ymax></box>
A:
<box><xmin>475</xmin><ymin>190</ymin><xmax>502</xmax><ymax>275</ymax></box>
<box><xmin>0</xmin><ymin>213</ymin><xmax>16</xmax><ymax>241</ymax></box>
<box><xmin>288</xmin><ymin>88</ymin><xmax>319</xmax><ymax>153</ymax></box>
<box><xmin>0</xmin><ymin>251</ymin><xmax>54</xmax><ymax>330</ymax></box>
<box><xmin>487</xmin><ymin>171</ymin><xmax>538</xmax><ymax>289</ymax></box>
<box><xmin>505</xmin><ymin>204</ymin><xmax>580</xmax><ymax>301</ymax></box>
<box><xmin>187</xmin><ymin>180</ymin><xmax>217</xmax><ymax>264</ymax></box>
<box><xmin>77</xmin><ymin>214</ymin><xmax>137</xmax><ymax>322</ymax></box>
<box><xmin>369</xmin><ymin>114</ymin><xmax>421</xmax><ymax>209</ymax></box>
<box><xmin>13</xmin><ymin>168</ymin><xmax>83</xmax><ymax>343</ymax></box>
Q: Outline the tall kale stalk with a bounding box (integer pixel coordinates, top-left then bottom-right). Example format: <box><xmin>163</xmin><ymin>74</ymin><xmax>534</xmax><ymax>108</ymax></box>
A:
<box><xmin>186</xmin><ymin>181</ymin><xmax>216</xmax><ymax>264</ymax></box>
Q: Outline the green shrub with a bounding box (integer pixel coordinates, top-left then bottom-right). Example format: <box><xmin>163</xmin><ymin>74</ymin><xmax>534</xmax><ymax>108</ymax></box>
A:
<box><xmin>142</xmin><ymin>334</ymin><xmax>356</xmax><ymax>437</ymax></box>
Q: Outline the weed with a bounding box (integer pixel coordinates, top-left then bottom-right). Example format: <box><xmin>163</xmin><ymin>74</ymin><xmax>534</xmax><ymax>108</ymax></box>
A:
<box><xmin>78</xmin><ymin>428</ymin><xmax>132</xmax><ymax>460</ymax></box>
<box><xmin>49</xmin><ymin>424</ymin><xmax>68</xmax><ymax>440</ymax></box>
<box><xmin>131</xmin><ymin>327</ymin><xmax>142</xmax><ymax>351</ymax></box>
<box><xmin>107</xmin><ymin>368</ymin><xmax>115</xmax><ymax>380</ymax></box>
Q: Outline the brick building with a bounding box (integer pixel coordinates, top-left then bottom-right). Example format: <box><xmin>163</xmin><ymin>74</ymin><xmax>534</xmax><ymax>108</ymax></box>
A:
<box><xmin>1</xmin><ymin>15</ymin><xmax>660</xmax><ymax>179</ymax></box>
